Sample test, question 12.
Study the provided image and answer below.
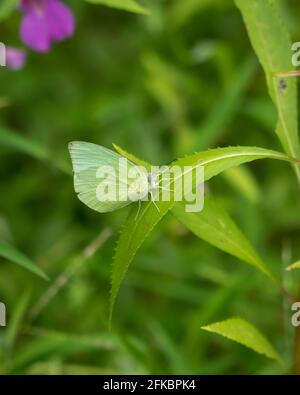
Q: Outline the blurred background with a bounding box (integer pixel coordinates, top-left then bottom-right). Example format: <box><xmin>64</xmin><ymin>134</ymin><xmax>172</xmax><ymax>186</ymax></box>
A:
<box><xmin>1</xmin><ymin>0</ymin><xmax>300</xmax><ymax>374</ymax></box>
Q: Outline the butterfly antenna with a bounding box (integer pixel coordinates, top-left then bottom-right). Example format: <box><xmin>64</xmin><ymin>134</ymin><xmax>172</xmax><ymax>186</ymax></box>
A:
<box><xmin>157</xmin><ymin>186</ymin><xmax>174</xmax><ymax>192</ymax></box>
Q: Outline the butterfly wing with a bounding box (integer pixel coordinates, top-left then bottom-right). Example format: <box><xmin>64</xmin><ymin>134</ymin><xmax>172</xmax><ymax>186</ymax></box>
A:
<box><xmin>69</xmin><ymin>141</ymin><xmax>141</xmax><ymax>213</ymax></box>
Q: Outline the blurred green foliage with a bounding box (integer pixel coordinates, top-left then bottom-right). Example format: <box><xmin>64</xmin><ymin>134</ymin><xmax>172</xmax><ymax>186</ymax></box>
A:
<box><xmin>1</xmin><ymin>0</ymin><xmax>300</xmax><ymax>374</ymax></box>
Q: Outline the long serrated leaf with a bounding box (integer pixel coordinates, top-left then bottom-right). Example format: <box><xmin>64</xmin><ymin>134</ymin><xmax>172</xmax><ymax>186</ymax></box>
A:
<box><xmin>85</xmin><ymin>0</ymin><xmax>149</xmax><ymax>15</ymax></box>
<box><xmin>201</xmin><ymin>317</ymin><xmax>283</xmax><ymax>364</ymax></box>
<box><xmin>110</xmin><ymin>146</ymin><xmax>291</xmax><ymax>323</ymax></box>
<box><xmin>0</xmin><ymin>240</ymin><xmax>48</xmax><ymax>280</ymax></box>
<box><xmin>172</xmin><ymin>195</ymin><xmax>272</xmax><ymax>279</ymax></box>
<box><xmin>234</xmin><ymin>0</ymin><xmax>300</xmax><ymax>182</ymax></box>
<box><xmin>113</xmin><ymin>143</ymin><xmax>151</xmax><ymax>170</ymax></box>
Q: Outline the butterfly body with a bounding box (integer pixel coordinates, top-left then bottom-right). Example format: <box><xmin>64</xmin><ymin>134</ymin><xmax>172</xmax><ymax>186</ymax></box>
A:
<box><xmin>127</xmin><ymin>171</ymin><xmax>150</xmax><ymax>201</ymax></box>
<box><xmin>147</xmin><ymin>172</ymin><xmax>159</xmax><ymax>190</ymax></box>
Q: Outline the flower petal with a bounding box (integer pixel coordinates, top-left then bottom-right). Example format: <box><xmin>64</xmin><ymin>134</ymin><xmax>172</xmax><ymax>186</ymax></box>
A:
<box><xmin>5</xmin><ymin>47</ymin><xmax>27</xmax><ymax>70</ymax></box>
<box><xmin>20</xmin><ymin>10</ymin><xmax>51</xmax><ymax>52</ymax></box>
<box><xmin>46</xmin><ymin>0</ymin><xmax>75</xmax><ymax>42</ymax></box>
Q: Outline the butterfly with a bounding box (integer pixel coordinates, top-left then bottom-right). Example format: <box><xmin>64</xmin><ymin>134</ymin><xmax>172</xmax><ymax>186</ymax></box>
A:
<box><xmin>68</xmin><ymin>142</ymin><xmax>171</xmax><ymax>216</ymax></box>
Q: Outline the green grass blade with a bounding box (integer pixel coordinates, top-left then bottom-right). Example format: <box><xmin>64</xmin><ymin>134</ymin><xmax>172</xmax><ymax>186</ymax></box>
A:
<box><xmin>201</xmin><ymin>317</ymin><xmax>283</xmax><ymax>364</ymax></box>
<box><xmin>196</xmin><ymin>57</ymin><xmax>257</xmax><ymax>150</ymax></box>
<box><xmin>0</xmin><ymin>125</ymin><xmax>71</xmax><ymax>175</ymax></box>
<box><xmin>0</xmin><ymin>125</ymin><xmax>49</xmax><ymax>161</ymax></box>
<box><xmin>170</xmin><ymin>0</ymin><xmax>224</xmax><ymax>29</ymax></box>
<box><xmin>0</xmin><ymin>240</ymin><xmax>48</xmax><ymax>281</ymax></box>
<box><xmin>7</xmin><ymin>331</ymin><xmax>117</xmax><ymax>373</ymax></box>
<box><xmin>5</xmin><ymin>291</ymin><xmax>31</xmax><ymax>352</ymax></box>
<box><xmin>85</xmin><ymin>0</ymin><xmax>149</xmax><ymax>15</ymax></box>
<box><xmin>235</xmin><ymin>0</ymin><xmax>300</xmax><ymax>182</ymax></box>
<box><xmin>222</xmin><ymin>166</ymin><xmax>261</xmax><ymax>203</ymax></box>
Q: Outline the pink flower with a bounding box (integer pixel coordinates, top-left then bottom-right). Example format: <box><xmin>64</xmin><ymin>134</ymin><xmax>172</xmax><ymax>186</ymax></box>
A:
<box><xmin>20</xmin><ymin>0</ymin><xmax>75</xmax><ymax>52</ymax></box>
<box><xmin>5</xmin><ymin>47</ymin><xmax>27</xmax><ymax>70</ymax></box>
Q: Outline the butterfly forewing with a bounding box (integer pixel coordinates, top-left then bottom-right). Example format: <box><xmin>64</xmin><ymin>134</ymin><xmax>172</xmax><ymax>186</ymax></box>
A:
<box><xmin>69</xmin><ymin>142</ymin><xmax>149</xmax><ymax>213</ymax></box>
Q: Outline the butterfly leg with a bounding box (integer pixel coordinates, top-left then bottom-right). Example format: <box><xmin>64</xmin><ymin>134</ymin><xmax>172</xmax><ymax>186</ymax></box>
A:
<box><xmin>150</xmin><ymin>191</ymin><xmax>160</xmax><ymax>213</ymax></box>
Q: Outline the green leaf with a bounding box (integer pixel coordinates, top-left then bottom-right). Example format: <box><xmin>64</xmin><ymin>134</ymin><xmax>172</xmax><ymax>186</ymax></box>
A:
<box><xmin>110</xmin><ymin>146</ymin><xmax>290</xmax><ymax>323</ymax></box>
<box><xmin>201</xmin><ymin>317</ymin><xmax>283</xmax><ymax>364</ymax></box>
<box><xmin>234</xmin><ymin>0</ymin><xmax>300</xmax><ymax>182</ymax></box>
<box><xmin>5</xmin><ymin>291</ymin><xmax>31</xmax><ymax>351</ymax></box>
<box><xmin>113</xmin><ymin>143</ymin><xmax>151</xmax><ymax>170</ymax></box>
<box><xmin>0</xmin><ymin>0</ymin><xmax>18</xmax><ymax>22</ymax></box>
<box><xmin>0</xmin><ymin>240</ymin><xmax>48</xmax><ymax>281</ymax></box>
<box><xmin>172</xmin><ymin>195</ymin><xmax>272</xmax><ymax>279</ymax></box>
<box><xmin>286</xmin><ymin>260</ymin><xmax>300</xmax><ymax>271</ymax></box>
<box><xmin>85</xmin><ymin>0</ymin><xmax>149</xmax><ymax>15</ymax></box>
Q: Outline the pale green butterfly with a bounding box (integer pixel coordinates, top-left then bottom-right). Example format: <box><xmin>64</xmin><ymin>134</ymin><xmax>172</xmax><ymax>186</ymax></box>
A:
<box><xmin>68</xmin><ymin>141</ymin><xmax>167</xmax><ymax>215</ymax></box>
